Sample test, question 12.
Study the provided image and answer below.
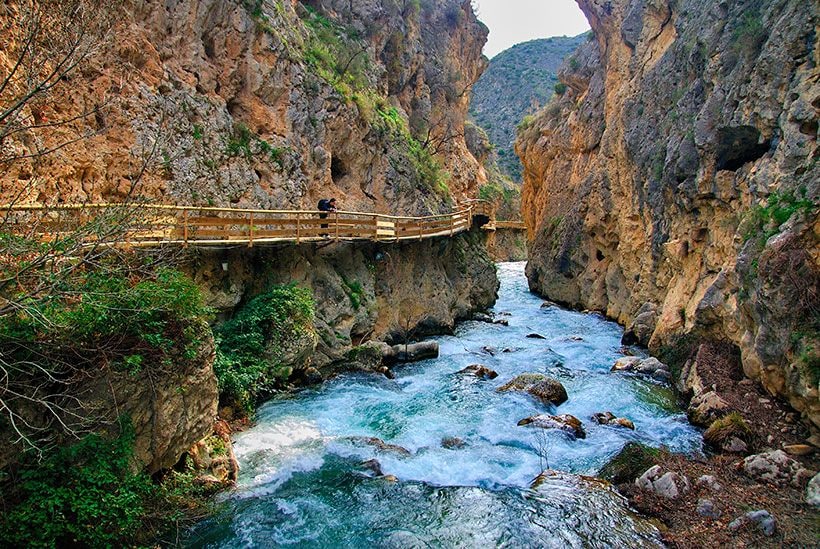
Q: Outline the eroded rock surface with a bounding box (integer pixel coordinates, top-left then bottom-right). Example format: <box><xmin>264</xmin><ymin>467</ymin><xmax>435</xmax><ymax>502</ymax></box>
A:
<box><xmin>517</xmin><ymin>0</ymin><xmax>819</xmax><ymax>428</ymax></box>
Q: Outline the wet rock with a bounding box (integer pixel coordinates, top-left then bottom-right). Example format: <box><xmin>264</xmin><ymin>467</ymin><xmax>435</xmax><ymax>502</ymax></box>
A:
<box><xmin>741</xmin><ymin>450</ymin><xmax>814</xmax><ymax>487</ymax></box>
<box><xmin>592</xmin><ymin>411</ymin><xmax>635</xmax><ymax>430</ymax></box>
<box><xmin>526</xmin><ymin>333</ymin><xmax>547</xmax><ymax>339</ymax></box>
<box><xmin>346</xmin><ymin>436</ymin><xmax>412</xmax><ymax>457</ymax></box>
<box><xmin>728</xmin><ymin>510</ymin><xmax>776</xmax><ymax>537</ymax></box>
<box><xmin>381</xmin><ymin>474</ymin><xmax>399</xmax><ymax>482</ymax></box>
<box><xmin>360</xmin><ymin>458</ymin><xmax>384</xmax><ymax>476</ymax></box>
<box><xmin>598</xmin><ymin>442</ymin><xmax>660</xmax><ymax>484</ymax></box>
<box><xmin>388</xmin><ymin>341</ymin><xmax>439</xmax><ymax>364</ymax></box>
<box><xmin>481</xmin><ymin>346</ymin><xmax>497</xmax><ymax>356</ymax></box>
<box><xmin>697</xmin><ymin>498</ymin><xmax>721</xmax><ymax>520</ymax></box>
<box><xmin>518</xmin><ymin>414</ymin><xmax>586</xmax><ymax>439</ymax></box>
<box><xmin>612</xmin><ymin>356</ymin><xmax>642</xmax><ymax>371</ymax></box>
<box><xmin>635</xmin><ymin>465</ymin><xmax>690</xmax><ymax>499</ymax></box>
<box><xmin>807</xmin><ymin>472</ymin><xmax>820</xmax><ymax>507</ymax></box>
<box><xmin>696</xmin><ymin>475</ymin><xmax>723</xmax><ymax>492</ymax></box>
<box><xmin>457</xmin><ymin>364</ymin><xmax>498</xmax><ymax>379</ymax></box>
<box><xmin>472</xmin><ymin>312</ymin><xmax>494</xmax><ymax>323</ymax></box>
<box><xmin>687</xmin><ymin>391</ymin><xmax>731</xmax><ymax>427</ymax></box>
<box><xmin>621</xmin><ymin>303</ymin><xmax>657</xmax><ymax>346</ymax></box>
<box><xmin>498</xmin><ymin>373</ymin><xmax>568</xmax><ymax>406</ymax></box>
<box><xmin>566</xmin><ymin>336</ymin><xmax>584</xmax><ymax>342</ymax></box>
<box><xmin>441</xmin><ymin>437</ymin><xmax>466</xmax><ymax>449</ymax></box>
<box><xmin>540</xmin><ymin>301</ymin><xmax>556</xmax><ymax>309</ymax></box>
<box><xmin>611</xmin><ymin>356</ymin><xmax>671</xmax><ymax>382</ymax></box>
<box><xmin>301</xmin><ymin>366</ymin><xmax>324</xmax><ymax>384</ymax></box>
<box><xmin>186</xmin><ymin>420</ymin><xmax>239</xmax><ymax>490</ymax></box>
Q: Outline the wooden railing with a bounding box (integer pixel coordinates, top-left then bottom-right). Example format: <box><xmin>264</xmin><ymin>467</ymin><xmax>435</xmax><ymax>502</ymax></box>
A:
<box><xmin>0</xmin><ymin>202</ymin><xmax>492</xmax><ymax>247</ymax></box>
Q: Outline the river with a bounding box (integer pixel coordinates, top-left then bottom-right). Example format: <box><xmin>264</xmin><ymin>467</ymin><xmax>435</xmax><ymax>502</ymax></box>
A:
<box><xmin>188</xmin><ymin>262</ymin><xmax>701</xmax><ymax>547</ymax></box>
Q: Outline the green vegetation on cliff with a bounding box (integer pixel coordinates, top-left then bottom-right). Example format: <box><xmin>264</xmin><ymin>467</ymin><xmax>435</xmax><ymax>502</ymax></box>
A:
<box><xmin>214</xmin><ymin>284</ymin><xmax>316</xmax><ymax>412</ymax></box>
<box><xmin>0</xmin><ymin>419</ymin><xmax>212</xmax><ymax>547</ymax></box>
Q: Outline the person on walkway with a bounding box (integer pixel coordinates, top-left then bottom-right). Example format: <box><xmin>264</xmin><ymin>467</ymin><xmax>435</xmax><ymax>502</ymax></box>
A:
<box><xmin>318</xmin><ymin>197</ymin><xmax>337</xmax><ymax>235</ymax></box>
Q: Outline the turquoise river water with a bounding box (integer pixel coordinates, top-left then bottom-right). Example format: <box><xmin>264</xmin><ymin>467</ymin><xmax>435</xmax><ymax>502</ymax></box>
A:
<box><xmin>188</xmin><ymin>262</ymin><xmax>702</xmax><ymax>548</ymax></box>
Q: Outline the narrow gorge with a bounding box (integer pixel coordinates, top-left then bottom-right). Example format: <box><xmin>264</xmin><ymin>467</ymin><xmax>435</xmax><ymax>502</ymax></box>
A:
<box><xmin>0</xmin><ymin>0</ymin><xmax>817</xmax><ymax>546</ymax></box>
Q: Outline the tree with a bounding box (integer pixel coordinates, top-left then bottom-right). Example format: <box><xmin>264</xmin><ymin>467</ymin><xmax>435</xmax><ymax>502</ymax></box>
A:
<box><xmin>0</xmin><ymin>0</ymin><xmax>181</xmax><ymax>459</ymax></box>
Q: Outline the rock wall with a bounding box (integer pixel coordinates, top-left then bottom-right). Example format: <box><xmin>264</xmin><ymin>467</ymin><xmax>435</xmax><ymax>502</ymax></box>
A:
<box><xmin>188</xmin><ymin>226</ymin><xmax>499</xmax><ymax>374</ymax></box>
<box><xmin>517</xmin><ymin>0</ymin><xmax>818</xmax><ymax>426</ymax></box>
<box><xmin>1</xmin><ymin>0</ymin><xmax>487</xmax><ymax>214</ymax></box>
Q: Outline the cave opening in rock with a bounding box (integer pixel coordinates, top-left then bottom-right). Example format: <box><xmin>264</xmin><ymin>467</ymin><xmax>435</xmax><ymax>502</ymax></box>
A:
<box><xmin>331</xmin><ymin>156</ymin><xmax>348</xmax><ymax>183</ymax></box>
<box><xmin>715</xmin><ymin>125</ymin><xmax>771</xmax><ymax>171</ymax></box>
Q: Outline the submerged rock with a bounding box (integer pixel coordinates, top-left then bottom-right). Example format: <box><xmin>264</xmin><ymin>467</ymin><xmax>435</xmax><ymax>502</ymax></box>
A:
<box><xmin>526</xmin><ymin>333</ymin><xmax>547</xmax><ymax>339</ymax></box>
<box><xmin>457</xmin><ymin>364</ymin><xmax>499</xmax><ymax>379</ymax></box>
<box><xmin>441</xmin><ymin>437</ymin><xmax>466</xmax><ymax>449</ymax></box>
<box><xmin>346</xmin><ymin>436</ymin><xmax>412</xmax><ymax>457</ymax></box>
<box><xmin>517</xmin><ymin>414</ymin><xmax>586</xmax><ymax>439</ymax></box>
<box><xmin>498</xmin><ymin>373</ymin><xmax>568</xmax><ymax>406</ymax></box>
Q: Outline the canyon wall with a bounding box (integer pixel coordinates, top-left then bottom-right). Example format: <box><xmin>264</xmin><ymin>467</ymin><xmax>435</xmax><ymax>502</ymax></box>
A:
<box><xmin>1</xmin><ymin>0</ymin><xmax>487</xmax><ymax>214</ymax></box>
<box><xmin>189</xmin><ymin>226</ymin><xmax>498</xmax><ymax>374</ymax></box>
<box><xmin>0</xmin><ymin>0</ymin><xmax>496</xmax><ymax>473</ymax></box>
<box><xmin>517</xmin><ymin>0</ymin><xmax>819</xmax><ymax>426</ymax></box>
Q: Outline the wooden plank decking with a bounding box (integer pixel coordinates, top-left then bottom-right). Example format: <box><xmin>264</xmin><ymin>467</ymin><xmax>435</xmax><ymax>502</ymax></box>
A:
<box><xmin>0</xmin><ymin>200</ymin><xmax>525</xmax><ymax>248</ymax></box>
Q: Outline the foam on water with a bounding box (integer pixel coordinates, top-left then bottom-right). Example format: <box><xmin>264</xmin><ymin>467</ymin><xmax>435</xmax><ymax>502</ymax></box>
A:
<box><xmin>189</xmin><ymin>262</ymin><xmax>700</xmax><ymax>547</ymax></box>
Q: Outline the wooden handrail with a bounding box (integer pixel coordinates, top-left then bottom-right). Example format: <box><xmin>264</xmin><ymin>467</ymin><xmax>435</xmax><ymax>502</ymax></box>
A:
<box><xmin>0</xmin><ymin>200</ymin><xmax>524</xmax><ymax>248</ymax></box>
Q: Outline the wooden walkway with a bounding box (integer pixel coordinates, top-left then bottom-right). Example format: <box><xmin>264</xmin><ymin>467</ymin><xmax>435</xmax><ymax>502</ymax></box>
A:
<box><xmin>1</xmin><ymin>200</ymin><xmax>524</xmax><ymax>248</ymax></box>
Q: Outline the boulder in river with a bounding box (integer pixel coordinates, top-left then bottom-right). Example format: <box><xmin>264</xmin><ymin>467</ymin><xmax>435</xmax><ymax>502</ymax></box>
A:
<box><xmin>517</xmin><ymin>414</ymin><xmax>586</xmax><ymax>439</ymax></box>
<box><xmin>457</xmin><ymin>364</ymin><xmax>498</xmax><ymax>379</ymax></box>
<box><xmin>441</xmin><ymin>437</ymin><xmax>466</xmax><ymax>449</ymax></box>
<box><xmin>383</xmin><ymin>341</ymin><xmax>439</xmax><ymax>364</ymax></box>
<box><xmin>610</xmin><ymin>356</ymin><xmax>671</xmax><ymax>382</ymax></box>
<box><xmin>346</xmin><ymin>436</ymin><xmax>412</xmax><ymax>457</ymax></box>
<box><xmin>498</xmin><ymin>373</ymin><xmax>568</xmax><ymax>406</ymax></box>
<box><xmin>592</xmin><ymin>412</ymin><xmax>635</xmax><ymax>430</ymax></box>
<box><xmin>526</xmin><ymin>333</ymin><xmax>547</xmax><ymax>339</ymax></box>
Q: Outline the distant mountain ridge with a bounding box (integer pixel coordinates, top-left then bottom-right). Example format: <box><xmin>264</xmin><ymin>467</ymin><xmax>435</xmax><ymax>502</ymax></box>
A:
<box><xmin>470</xmin><ymin>34</ymin><xmax>587</xmax><ymax>181</ymax></box>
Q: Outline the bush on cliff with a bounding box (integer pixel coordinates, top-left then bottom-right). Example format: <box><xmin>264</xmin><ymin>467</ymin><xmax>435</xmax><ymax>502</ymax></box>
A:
<box><xmin>214</xmin><ymin>284</ymin><xmax>315</xmax><ymax>412</ymax></box>
<box><xmin>0</xmin><ymin>240</ymin><xmax>212</xmax><ymax>454</ymax></box>
<box><xmin>0</xmin><ymin>418</ymin><xmax>209</xmax><ymax>547</ymax></box>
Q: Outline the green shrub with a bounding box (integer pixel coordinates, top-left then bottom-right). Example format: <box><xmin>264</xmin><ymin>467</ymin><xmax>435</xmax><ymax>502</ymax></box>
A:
<box><xmin>0</xmin><ymin>267</ymin><xmax>209</xmax><ymax>374</ymax></box>
<box><xmin>0</xmin><ymin>419</ymin><xmax>213</xmax><ymax>547</ymax></box>
<box><xmin>342</xmin><ymin>278</ymin><xmax>364</xmax><ymax>310</ymax></box>
<box><xmin>741</xmin><ymin>188</ymin><xmax>816</xmax><ymax>243</ymax></box>
<box><xmin>214</xmin><ymin>284</ymin><xmax>315</xmax><ymax>411</ymax></box>
<box><xmin>553</xmin><ymin>82</ymin><xmax>568</xmax><ymax>95</ymax></box>
<box><xmin>1</xmin><ymin>420</ymin><xmax>154</xmax><ymax>547</ymax></box>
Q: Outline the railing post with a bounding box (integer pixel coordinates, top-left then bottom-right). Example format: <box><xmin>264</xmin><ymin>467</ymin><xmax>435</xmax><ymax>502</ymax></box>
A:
<box><xmin>334</xmin><ymin>210</ymin><xmax>339</xmax><ymax>241</ymax></box>
<box><xmin>296</xmin><ymin>213</ymin><xmax>301</xmax><ymax>244</ymax></box>
<box><xmin>450</xmin><ymin>214</ymin><xmax>455</xmax><ymax>236</ymax></box>
<box><xmin>373</xmin><ymin>214</ymin><xmax>378</xmax><ymax>241</ymax></box>
<box><xmin>183</xmin><ymin>209</ymin><xmax>189</xmax><ymax>247</ymax></box>
<box><xmin>249</xmin><ymin>212</ymin><xmax>254</xmax><ymax>248</ymax></box>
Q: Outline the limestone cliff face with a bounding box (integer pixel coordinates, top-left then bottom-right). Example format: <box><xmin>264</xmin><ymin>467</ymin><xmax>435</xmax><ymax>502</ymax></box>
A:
<box><xmin>188</xmin><ymin>227</ymin><xmax>499</xmax><ymax>373</ymax></box>
<box><xmin>517</xmin><ymin>0</ymin><xmax>819</xmax><ymax>426</ymax></box>
<box><xmin>1</xmin><ymin>0</ymin><xmax>487</xmax><ymax>214</ymax></box>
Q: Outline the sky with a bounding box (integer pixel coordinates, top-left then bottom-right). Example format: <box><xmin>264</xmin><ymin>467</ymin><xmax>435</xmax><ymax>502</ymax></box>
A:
<box><xmin>473</xmin><ymin>0</ymin><xmax>591</xmax><ymax>58</ymax></box>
